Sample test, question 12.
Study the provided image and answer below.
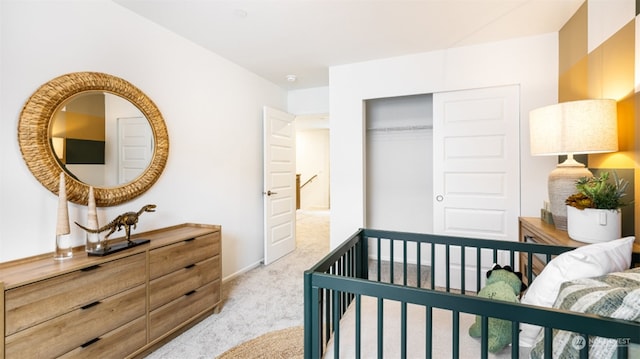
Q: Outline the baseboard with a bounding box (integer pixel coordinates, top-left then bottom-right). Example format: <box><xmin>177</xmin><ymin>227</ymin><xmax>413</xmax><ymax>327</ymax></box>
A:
<box><xmin>222</xmin><ymin>260</ymin><xmax>262</xmax><ymax>283</ymax></box>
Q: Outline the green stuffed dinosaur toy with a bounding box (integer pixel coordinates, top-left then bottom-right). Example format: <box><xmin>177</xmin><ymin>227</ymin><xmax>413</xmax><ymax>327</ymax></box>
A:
<box><xmin>468</xmin><ymin>264</ymin><xmax>528</xmax><ymax>353</ymax></box>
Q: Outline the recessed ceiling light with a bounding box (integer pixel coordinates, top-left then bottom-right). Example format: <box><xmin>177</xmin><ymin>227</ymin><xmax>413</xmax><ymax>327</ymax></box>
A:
<box><xmin>286</xmin><ymin>75</ymin><xmax>297</xmax><ymax>82</ymax></box>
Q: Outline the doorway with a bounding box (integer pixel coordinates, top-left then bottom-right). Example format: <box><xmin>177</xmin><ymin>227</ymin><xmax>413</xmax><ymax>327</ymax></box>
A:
<box><xmin>295</xmin><ymin>113</ymin><xmax>331</xmax><ymax>256</ymax></box>
<box><xmin>296</xmin><ymin>114</ymin><xmax>330</xmax><ymax>211</ymax></box>
<box><xmin>365</xmin><ymin>94</ymin><xmax>433</xmax><ymax>233</ymax></box>
<box><xmin>262</xmin><ymin>108</ymin><xmax>330</xmax><ymax>265</ymax></box>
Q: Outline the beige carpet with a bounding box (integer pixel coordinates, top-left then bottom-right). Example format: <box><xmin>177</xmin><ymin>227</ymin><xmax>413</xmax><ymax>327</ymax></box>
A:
<box><xmin>215</xmin><ymin>326</ymin><xmax>304</xmax><ymax>359</ymax></box>
<box><xmin>144</xmin><ymin>210</ymin><xmax>328</xmax><ymax>358</ymax></box>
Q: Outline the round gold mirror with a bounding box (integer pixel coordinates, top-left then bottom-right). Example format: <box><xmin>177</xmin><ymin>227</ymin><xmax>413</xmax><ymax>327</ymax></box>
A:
<box><xmin>18</xmin><ymin>72</ymin><xmax>169</xmax><ymax>206</ymax></box>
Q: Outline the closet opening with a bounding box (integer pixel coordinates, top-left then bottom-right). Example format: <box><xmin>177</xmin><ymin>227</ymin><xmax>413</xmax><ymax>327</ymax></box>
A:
<box><xmin>364</xmin><ymin>93</ymin><xmax>433</xmax><ymax>233</ymax></box>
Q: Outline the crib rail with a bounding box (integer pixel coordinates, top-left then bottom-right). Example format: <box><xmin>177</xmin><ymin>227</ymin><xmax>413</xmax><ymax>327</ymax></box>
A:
<box><xmin>303</xmin><ymin>228</ymin><xmax>640</xmax><ymax>359</ymax></box>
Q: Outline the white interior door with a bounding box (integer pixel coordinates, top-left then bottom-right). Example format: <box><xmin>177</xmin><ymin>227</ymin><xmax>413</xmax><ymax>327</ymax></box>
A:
<box><xmin>433</xmin><ymin>85</ymin><xmax>520</xmax><ymax>290</ymax></box>
<box><xmin>118</xmin><ymin>116</ymin><xmax>153</xmax><ymax>183</ymax></box>
<box><xmin>263</xmin><ymin>106</ymin><xmax>296</xmax><ymax>265</ymax></box>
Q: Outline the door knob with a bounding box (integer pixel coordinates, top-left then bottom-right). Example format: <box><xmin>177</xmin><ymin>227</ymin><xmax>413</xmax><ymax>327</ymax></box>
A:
<box><xmin>436</xmin><ymin>195</ymin><xmax>444</xmax><ymax>202</ymax></box>
<box><xmin>265</xmin><ymin>190</ymin><xmax>278</xmax><ymax>196</ymax></box>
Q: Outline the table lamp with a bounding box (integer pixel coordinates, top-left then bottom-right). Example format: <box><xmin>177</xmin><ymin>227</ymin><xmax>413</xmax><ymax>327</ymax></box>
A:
<box><xmin>529</xmin><ymin>99</ymin><xmax>618</xmax><ymax>230</ymax></box>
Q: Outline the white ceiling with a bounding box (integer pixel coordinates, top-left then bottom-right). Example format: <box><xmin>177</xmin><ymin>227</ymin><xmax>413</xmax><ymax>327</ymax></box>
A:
<box><xmin>114</xmin><ymin>0</ymin><xmax>584</xmax><ymax>90</ymax></box>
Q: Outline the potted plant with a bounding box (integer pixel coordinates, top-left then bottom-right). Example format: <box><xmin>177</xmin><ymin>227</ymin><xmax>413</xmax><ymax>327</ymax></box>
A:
<box><xmin>565</xmin><ymin>171</ymin><xmax>630</xmax><ymax>243</ymax></box>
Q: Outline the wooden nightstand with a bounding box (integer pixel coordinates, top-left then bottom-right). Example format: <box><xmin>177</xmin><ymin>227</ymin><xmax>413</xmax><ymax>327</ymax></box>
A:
<box><xmin>519</xmin><ymin>217</ymin><xmax>640</xmax><ymax>283</ymax></box>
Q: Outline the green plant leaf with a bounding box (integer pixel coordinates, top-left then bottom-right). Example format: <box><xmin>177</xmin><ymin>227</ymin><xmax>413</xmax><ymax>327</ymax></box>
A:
<box><xmin>567</xmin><ymin>171</ymin><xmax>629</xmax><ymax>210</ymax></box>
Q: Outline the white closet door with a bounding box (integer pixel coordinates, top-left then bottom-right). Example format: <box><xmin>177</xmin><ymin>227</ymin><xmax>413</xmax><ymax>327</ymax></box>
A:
<box><xmin>432</xmin><ymin>85</ymin><xmax>520</xmax><ymax>290</ymax></box>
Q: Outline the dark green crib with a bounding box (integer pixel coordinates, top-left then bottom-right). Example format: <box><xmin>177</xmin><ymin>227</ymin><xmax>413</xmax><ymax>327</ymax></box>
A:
<box><xmin>303</xmin><ymin>228</ymin><xmax>640</xmax><ymax>359</ymax></box>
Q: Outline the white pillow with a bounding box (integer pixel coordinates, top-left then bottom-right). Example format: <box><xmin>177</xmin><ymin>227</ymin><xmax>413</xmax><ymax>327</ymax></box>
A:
<box><xmin>519</xmin><ymin>236</ymin><xmax>635</xmax><ymax>347</ymax></box>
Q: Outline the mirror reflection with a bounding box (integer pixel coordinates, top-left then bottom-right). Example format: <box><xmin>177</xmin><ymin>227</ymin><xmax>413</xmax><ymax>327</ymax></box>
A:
<box><xmin>49</xmin><ymin>92</ymin><xmax>153</xmax><ymax>187</ymax></box>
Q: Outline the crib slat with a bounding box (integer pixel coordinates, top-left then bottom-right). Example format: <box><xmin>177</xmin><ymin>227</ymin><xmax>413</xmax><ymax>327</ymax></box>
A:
<box><xmin>617</xmin><ymin>341</ymin><xmax>628</xmax><ymax>359</ymax></box>
<box><xmin>417</xmin><ymin>242</ymin><xmax>422</xmax><ymax>288</ymax></box>
<box><xmin>401</xmin><ymin>302</ymin><xmax>407</xmax><ymax>358</ymax></box>
<box><xmin>377</xmin><ymin>237</ymin><xmax>382</xmax><ymax>282</ymax></box>
<box><xmin>579</xmin><ymin>333</ymin><xmax>588</xmax><ymax>359</ymax></box>
<box><xmin>390</xmin><ymin>239</ymin><xmax>394</xmax><ymax>284</ymax></box>
<box><xmin>309</xmin><ymin>286</ymin><xmax>321</xmax><ymax>358</ymax></box>
<box><xmin>356</xmin><ymin>295</ymin><xmax>362</xmax><ymax>359</ymax></box>
<box><xmin>446</xmin><ymin>244</ymin><xmax>451</xmax><ymax>291</ymax></box>
<box><xmin>481</xmin><ymin>316</ymin><xmax>488</xmax><ymax>359</ymax></box>
<box><xmin>323</xmin><ymin>290</ymin><xmax>330</xmax><ymax>348</ymax></box>
<box><xmin>403</xmin><ymin>241</ymin><xmax>408</xmax><ymax>286</ymax></box>
<box><xmin>476</xmin><ymin>248</ymin><xmax>481</xmax><ymax>293</ymax></box>
<box><xmin>377</xmin><ymin>298</ymin><xmax>384</xmax><ymax>359</ymax></box>
<box><xmin>544</xmin><ymin>327</ymin><xmax>553</xmax><ymax>358</ymax></box>
<box><xmin>348</xmin><ymin>249</ymin><xmax>354</xmax><ymax>304</ymax></box>
<box><xmin>528</xmin><ymin>256</ymin><xmax>534</xmax><ymax>282</ymax></box>
<box><xmin>425</xmin><ymin>306</ymin><xmax>433</xmax><ymax>358</ymax></box>
<box><xmin>337</xmin><ymin>259</ymin><xmax>344</xmax><ymax>313</ymax></box>
<box><xmin>452</xmin><ymin>310</ymin><xmax>460</xmax><ymax>359</ymax></box>
<box><xmin>430</xmin><ymin>243</ymin><xmax>436</xmax><ymax>290</ymax></box>
<box><xmin>346</xmin><ymin>248</ymin><xmax>352</xmax><ymax>277</ymax></box>
<box><xmin>356</xmin><ymin>236</ymin><xmax>368</xmax><ymax>280</ymax></box>
<box><xmin>509</xmin><ymin>250</ymin><xmax>515</xmax><ymax>269</ymax></box>
<box><xmin>511</xmin><ymin>321</ymin><xmax>520</xmax><ymax>358</ymax></box>
<box><xmin>460</xmin><ymin>245</ymin><xmax>466</xmax><ymax>294</ymax></box>
<box><xmin>333</xmin><ymin>290</ymin><xmax>341</xmax><ymax>359</ymax></box>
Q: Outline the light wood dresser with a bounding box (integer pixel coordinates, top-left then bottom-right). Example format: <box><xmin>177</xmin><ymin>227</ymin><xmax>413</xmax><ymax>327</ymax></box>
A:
<box><xmin>0</xmin><ymin>223</ymin><xmax>221</xmax><ymax>359</ymax></box>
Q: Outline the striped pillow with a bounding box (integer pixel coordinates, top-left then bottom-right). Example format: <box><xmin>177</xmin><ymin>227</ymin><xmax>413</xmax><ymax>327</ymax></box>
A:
<box><xmin>529</xmin><ymin>268</ymin><xmax>640</xmax><ymax>359</ymax></box>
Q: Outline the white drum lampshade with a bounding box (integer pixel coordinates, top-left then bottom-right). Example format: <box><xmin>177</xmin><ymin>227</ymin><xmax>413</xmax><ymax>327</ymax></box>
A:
<box><xmin>529</xmin><ymin>99</ymin><xmax>618</xmax><ymax>230</ymax></box>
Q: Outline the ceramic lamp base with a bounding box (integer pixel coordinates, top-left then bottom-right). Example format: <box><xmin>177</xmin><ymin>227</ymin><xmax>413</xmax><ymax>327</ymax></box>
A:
<box><xmin>548</xmin><ymin>162</ymin><xmax>592</xmax><ymax>231</ymax></box>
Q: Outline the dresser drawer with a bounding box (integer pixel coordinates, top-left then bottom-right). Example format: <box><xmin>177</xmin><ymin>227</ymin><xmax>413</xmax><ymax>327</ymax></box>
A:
<box><xmin>5</xmin><ymin>252</ymin><xmax>145</xmax><ymax>335</ymax></box>
<box><xmin>149</xmin><ymin>256</ymin><xmax>220</xmax><ymax>310</ymax></box>
<box><xmin>5</xmin><ymin>284</ymin><xmax>146</xmax><ymax>358</ymax></box>
<box><xmin>149</xmin><ymin>281</ymin><xmax>219</xmax><ymax>341</ymax></box>
<box><xmin>59</xmin><ymin>316</ymin><xmax>146</xmax><ymax>359</ymax></box>
<box><xmin>149</xmin><ymin>232</ymin><xmax>220</xmax><ymax>280</ymax></box>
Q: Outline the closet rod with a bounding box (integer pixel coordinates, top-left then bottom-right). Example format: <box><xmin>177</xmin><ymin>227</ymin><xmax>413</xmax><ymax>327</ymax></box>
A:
<box><xmin>366</xmin><ymin>125</ymin><xmax>433</xmax><ymax>132</ymax></box>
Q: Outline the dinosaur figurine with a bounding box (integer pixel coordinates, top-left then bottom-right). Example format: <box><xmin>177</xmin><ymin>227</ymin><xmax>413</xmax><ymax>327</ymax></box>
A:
<box><xmin>76</xmin><ymin>204</ymin><xmax>157</xmax><ymax>244</ymax></box>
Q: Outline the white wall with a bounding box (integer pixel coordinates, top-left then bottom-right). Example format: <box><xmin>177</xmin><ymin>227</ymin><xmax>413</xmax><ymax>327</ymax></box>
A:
<box><xmin>588</xmin><ymin>0</ymin><xmax>636</xmax><ymax>53</ymax></box>
<box><xmin>288</xmin><ymin>87</ymin><xmax>329</xmax><ymax>115</ymax></box>
<box><xmin>0</xmin><ymin>0</ymin><xmax>287</xmax><ymax>280</ymax></box>
<box><xmin>329</xmin><ymin>34</ymin><xmax>560</xmax><ymax>248</ymax></box>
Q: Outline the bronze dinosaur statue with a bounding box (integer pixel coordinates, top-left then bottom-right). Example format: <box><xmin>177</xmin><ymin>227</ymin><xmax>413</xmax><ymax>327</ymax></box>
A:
<box><xmin>76</xmin><ymin>204</ymin><xmax>157</xmax><ymax>244</ymax></box>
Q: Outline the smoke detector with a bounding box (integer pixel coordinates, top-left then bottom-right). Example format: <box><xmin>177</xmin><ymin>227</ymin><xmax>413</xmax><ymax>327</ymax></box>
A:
<box><xmin>234</xmin><ymin>9</ymin><xmax>248</xmax><ymax>18</ymax></box>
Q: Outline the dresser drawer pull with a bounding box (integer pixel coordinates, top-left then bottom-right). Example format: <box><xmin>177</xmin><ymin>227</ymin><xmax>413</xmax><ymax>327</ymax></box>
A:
<box><xmin>184</xmin><ymin>237</ymin><xmax>196</xmax><ymax>242</ymax></box>
<box><xmin>81</xmin><ymin>337</ymin><xmax>101</xmax><ymax>348</ymax></box>
<box><xmin>185</xmin><ymin>264</ymin><xmax>196</xmax><ymax>269</ymax></box>
<box><xmin>81</xmin><ymin>264</ymin><xmax>101</xmax><ymax>272</ymax></box>
<box><xmin>185</xmin><ymin>290</ymin><xmax>197</xmax><ymax>296</ymax></box>
<box><xmin>81</xmin><ymin>301</ymin><xmax>101</xmax><ymax>310</ymax></box>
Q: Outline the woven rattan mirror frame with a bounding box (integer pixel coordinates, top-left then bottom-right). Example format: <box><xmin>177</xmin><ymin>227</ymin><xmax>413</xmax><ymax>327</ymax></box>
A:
<box><xmin>18</xmin><ymin>72</ymin><xmax>169</xmax><ymax>206</ymax></box>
